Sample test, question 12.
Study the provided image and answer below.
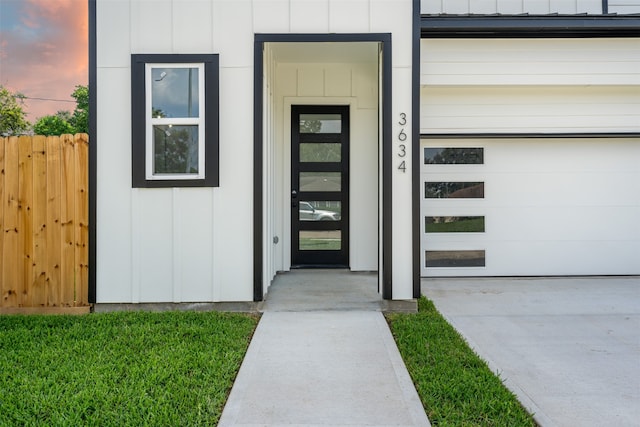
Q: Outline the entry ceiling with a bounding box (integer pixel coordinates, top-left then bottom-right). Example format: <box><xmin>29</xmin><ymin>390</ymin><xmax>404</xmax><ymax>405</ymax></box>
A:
<box><xmin>270</xmin><ymin>42</ymin><xmax>379</xmax><ymax>64</ymax></box>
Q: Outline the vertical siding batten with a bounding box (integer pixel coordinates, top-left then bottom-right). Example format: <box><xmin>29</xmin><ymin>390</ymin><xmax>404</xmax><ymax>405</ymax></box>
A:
<box><xmin>131</xmin><ymin>189</ymin><xmax>140</xmax><ymax>303</ymax></box>
<box><xmin>172</xmin><ymin>188</ymin><xmax>181</xmax><ymax>303</ymax></box>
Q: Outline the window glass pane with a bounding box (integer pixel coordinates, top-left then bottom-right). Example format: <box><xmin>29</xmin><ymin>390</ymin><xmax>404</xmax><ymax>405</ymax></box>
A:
<box><xmin>300</xmin><ymin>172</ymin><xmax>341</xmax><ymax>192</ymax></box>
<box><xmin>426</xmin><ymin>216</ymin><xmax>485</xmax><ymax>233</ymax></box>
<box><xmin>153</xmin><ymin>125</ymin><xmax>199</xmax><ymax>174</ymax></box>
<box><xmin>300</xmin><ymin>143</ymin><xmax>341</xmax><ymax>162</ymax></box>
<box><xmin>299</xmin><ymin>201</ymin><xmax>341</xmax><ymax>221</ymax></box>
<box><xmin>426</xmin><ymin>250</ymin><xmax>486</xmax><ymax>268</ymax></box>
<box><xmin>425</xmin><ymin>182</ymin><xmax>484</xmax><ymax>199</ymax></box>
<box><xmin>424</xmin><ymin>148</ymin><xmax>484</xmax><ymax>164</ymax></box>
<box><xmin>300</xmin><ymin>114</ymin><xmax>341</xmax><ymax>133</ymax></box>
<box><xmin>299</xmin><ymin>231</ymin><xmax>341</xmax><ymax>250</ymax></box>
<box><xmin>151</xmin><ymin>67</ymin><xmax>199</xmax><ymax>118</ymax></box>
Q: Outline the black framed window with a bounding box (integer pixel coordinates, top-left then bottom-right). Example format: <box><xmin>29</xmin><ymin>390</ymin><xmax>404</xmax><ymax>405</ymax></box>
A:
<box><xmin>131</xmin><ymin>54</ymin><xmax>219</xmax><ymax>187</ymax></box>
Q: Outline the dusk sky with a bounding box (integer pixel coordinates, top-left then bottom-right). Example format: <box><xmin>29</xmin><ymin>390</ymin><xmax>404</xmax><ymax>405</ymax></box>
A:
<box><xmin>0</xmin><ymin>0</ymin><xmax>88</xmax><ymax>122</ymax></box>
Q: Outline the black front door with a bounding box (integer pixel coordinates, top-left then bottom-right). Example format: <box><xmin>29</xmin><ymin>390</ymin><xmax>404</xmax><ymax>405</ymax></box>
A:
<box><xmin>291</xmin><ymin>105</ymin><xmax>349</xmax><ymax>267</ymax></box>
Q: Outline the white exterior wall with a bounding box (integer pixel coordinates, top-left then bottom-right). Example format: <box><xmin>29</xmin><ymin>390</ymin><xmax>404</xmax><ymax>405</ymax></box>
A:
<box><xmin>96</xmin><ymin>0</ymin><xmax>414</xmax><ymax>303</ymax></box>
<box><xmin>420</xmin><ymin>0</ymin><xmax>640</xmax><ymax>14</ymax></box>
<box><xmin>421</xmin><ymin>85</ymin><xmax>640</xmax><ymax>133</ymax></box>
<box><xmin>420</xmin><ymin>38</ymin><xmax>640</xmax><ymax>134</ymax></box>
<box><xmin>421</xmin><ymin>39</ymin><xmax>640</xmax><ymax>87</ymax></box>
<box><xmin>420</xmin><ymin>37</ymin><xmax>640</xmax><ymax>277</ymax></box>
<box><xmin>609</xmin><ymin>0</ymin><xmax>640</xmax><ymax>13</ymax></box>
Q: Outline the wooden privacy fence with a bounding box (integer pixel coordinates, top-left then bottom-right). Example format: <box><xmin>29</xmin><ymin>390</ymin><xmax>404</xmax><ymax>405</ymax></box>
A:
<box><xmin>0</xmin><ymin>134</ymin><xmax>89</xmax><ymax>314</ymax></box>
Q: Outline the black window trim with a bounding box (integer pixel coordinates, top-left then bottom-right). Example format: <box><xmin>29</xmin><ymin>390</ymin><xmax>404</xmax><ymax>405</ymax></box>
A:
<box><xmin>420</xmin><ymin>14</ymin><xmax>640</xmax><ymax>38</ymax></box>
<box><xmin>131</xmin><ymin>53</ymin><xmax>219</xmax><ymax>188</ymax></box>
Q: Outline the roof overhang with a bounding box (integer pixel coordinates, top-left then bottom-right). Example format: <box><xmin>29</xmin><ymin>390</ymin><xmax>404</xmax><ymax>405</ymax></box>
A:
<box><xmin>421</xmin><ymin>14</ymin><xmax>640</xmax><ymax>38</ymax></box>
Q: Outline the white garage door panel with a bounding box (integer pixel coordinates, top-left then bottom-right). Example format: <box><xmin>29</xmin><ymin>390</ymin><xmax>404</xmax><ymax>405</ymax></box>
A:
<box><xmin>424</xmin><ymin>206</ymin><xmax>639</xmax><ymax>242</ymax></box>
<box><xmin>421</xmin><ymin>138</ymin><xmax>640</xmax><ymax>277</ymax></box>
<box><xmin>485</xmin><ymin>206</ymin><xmax>640</xmax><ymax>241</ymax></box>
<box><xmin>488</xmin><ymin>241</ymin><xmax>639</xmax><ymax>276</ymax></box>
<box><xmin>423</xmin><ymin>241</ymin><xmax>638</xmax><ymax>277</ymax></box>
<box><xmin>486</xmin><ymin>141</ymin><xmax>640</xmax><ymax>172</ymax></box>
<box><xmin>487</xmin><ymin>172</ymin><xmax>639</xmax><ymax>206</ymax></box>
<box><xmin>425</xmin><ymin>240</ymin><xmax>639</xmax><ymax>276</ymax></box>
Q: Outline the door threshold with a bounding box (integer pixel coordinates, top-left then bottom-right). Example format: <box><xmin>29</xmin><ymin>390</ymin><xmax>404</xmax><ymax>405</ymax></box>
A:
<box><xmin>290</xmin><ymin>265</ymin><xmax>350</xmax><ymax>269</ymax></box>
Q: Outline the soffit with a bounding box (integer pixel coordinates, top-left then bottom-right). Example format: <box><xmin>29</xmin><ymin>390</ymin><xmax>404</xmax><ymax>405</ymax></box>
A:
<box><xmin>270</xmin><ymin>42</ymin><xmax>379</xmax><ymax>64</ymax></box>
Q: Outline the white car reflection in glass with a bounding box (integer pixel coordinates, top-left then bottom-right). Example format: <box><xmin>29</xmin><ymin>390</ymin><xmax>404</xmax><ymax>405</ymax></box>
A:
<box><xmin>299</xmin><ymin>201</ymin><xmax>341</xmax><ymax>221</ymax></box>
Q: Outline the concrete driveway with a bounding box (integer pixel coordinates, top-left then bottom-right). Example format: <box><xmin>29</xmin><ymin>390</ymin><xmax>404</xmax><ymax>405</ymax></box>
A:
<box><xmin>421</xmin><ymin>276</ymin><xmax>640</xmax><ymax>427</ymax></box>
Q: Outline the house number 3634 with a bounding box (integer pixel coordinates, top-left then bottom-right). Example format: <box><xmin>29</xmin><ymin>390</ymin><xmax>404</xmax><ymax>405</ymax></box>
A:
<box><xmin>397</xmin><ymin>113</ymin><xmax>407</xmax><ymax>173</ymax></box>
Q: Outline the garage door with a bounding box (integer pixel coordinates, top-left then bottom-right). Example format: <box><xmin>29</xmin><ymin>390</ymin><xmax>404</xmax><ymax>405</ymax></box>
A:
<box><xmin>420</xmin><ymin>138</ymin><xmax>640</xmax><ymax>277</ymax></box>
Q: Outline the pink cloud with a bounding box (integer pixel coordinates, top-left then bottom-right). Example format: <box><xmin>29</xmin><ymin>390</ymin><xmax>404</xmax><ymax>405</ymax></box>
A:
<box><xmin>0</xmin><ymin>0</ymin><xmax>88</xmax><ymax>122</ymax></box>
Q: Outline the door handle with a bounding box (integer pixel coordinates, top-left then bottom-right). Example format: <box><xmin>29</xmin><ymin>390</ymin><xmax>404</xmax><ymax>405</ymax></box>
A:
<box><xmin>291</xmin><ymin>190</ymin><xmax>297</xmax><ymax>198</ymax></box>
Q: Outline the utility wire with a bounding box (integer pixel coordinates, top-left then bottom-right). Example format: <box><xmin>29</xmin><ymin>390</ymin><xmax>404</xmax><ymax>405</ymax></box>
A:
<box><xmin>14</xmin><ymin>95</ymin><xmax>75</xmax><ymax>103</ymax></box>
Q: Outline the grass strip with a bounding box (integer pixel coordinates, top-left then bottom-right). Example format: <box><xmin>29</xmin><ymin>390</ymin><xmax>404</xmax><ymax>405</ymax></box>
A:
<box><xmin>0</xmin><ymin>311</ymin><xmax>258</xmax><ymax>426</ymax></box>
<box><xmin>387</xmin><ymin>297</ymin><xmax>536</xmax><ymax>427</ymax></box>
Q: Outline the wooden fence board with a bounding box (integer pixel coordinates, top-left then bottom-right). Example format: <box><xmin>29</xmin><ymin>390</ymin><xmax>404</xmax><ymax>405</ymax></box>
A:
<box><xmin>18</xmin><ymin>136</ymin><xmax>34</xmax><ymax>306</ymax></box>
<box><xmin>2</xmin><ymin>137</ymin><xmax>20</xmax><ymax>307</ymax></box>
<box><xmin>32</xmin><ymin>135</ymin><xmax>48</xmax><ymax>306</ymax></box>
<box><xmin>0</xmin><ymin>134</ymin><xmax>89</xmax><ymax>310</ymax></box>
<box><xmin>60</xmin><ymin>134</ymin><xmax>76</xmax><ymax>306</ymax></box>
<box><xmin>46</xmin><ymin>136</ymin><xmax>62</xmax><ymax>306</ymax></box>
<box><xmin>75</xmin><ymin>134</ymin><xmax>89</xmax><ymax>306</ymax></box>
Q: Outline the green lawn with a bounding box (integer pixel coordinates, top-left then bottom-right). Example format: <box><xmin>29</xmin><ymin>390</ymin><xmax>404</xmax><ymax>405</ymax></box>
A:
<box><xmin>0</xmin><ymin>311</ymin><xmax>258</xmax><ymax>426</ymax></box>
<box><xmin>2</xmin><ymin>299</ymin><xmax>537</xmax><ymax>426</ymax></box>
<box><xmin>387</xmin><ymin>297</ymin><xmax>537</xmax><ymax>427</ymax></box>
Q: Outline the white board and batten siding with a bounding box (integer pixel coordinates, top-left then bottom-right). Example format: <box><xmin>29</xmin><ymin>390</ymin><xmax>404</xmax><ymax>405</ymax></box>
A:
<box><xmin>609</xmin><ymin>0</ymin><xmax>640</xmax><ymax>13</ymax></box>
<box><xmin>420</xmin><ymin>0</ymin><xmax>640</xmax><ymax>14</ymax></box>
<box><xmin>96</xmin><ymin>0</ymin><xmax>415</xmax><ymax>303</ymax></box>
<box><xmin>420</xmin><ymin>38</ymin><xmax>640</xmax><ymax>277</ymax></box>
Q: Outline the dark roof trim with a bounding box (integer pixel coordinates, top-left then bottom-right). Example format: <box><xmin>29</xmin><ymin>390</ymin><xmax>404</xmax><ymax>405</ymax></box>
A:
<box><xmin>420</xmin><ymin>132</ymin><xmax>640</xmax><ymax>139</ymax></box>
<box><xmin>255</xmin><ymin>33</ymin><xmax>393</xmax><ymax>42</ymax></box>
<box><xmin>421</xmin><ymin>15</ymin><xmax>640</xmax><ymax>38</ymax></box>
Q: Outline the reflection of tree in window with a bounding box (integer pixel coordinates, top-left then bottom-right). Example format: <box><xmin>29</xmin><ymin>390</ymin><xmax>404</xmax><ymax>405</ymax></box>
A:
<box><xmin>425</xmin><ymin>182</ymin><xmax>484</xmax><ymax>198</ymax></box>
<box><xmin>152</xmin><ymin>107</ymin><xmax>166</xmax><ymax>119</ymax></box>
<box><xmin>424</xmin><ymin>148</ymin><xmax>483</xmax><ymax>165</ymax></box>
<box><xmin>153</xmin><ymin>126</ymin><xmax>199</xmax><ymax>174</ymax></box>
<box><xmin>300</xmin><ymin>119</ymin><xmax>321</xmax><ymax>133</ymax></box>
<box><xmin>300</xmin><ymin>143</ymin><xmax>341</xmax><ymax>162</ymax></box>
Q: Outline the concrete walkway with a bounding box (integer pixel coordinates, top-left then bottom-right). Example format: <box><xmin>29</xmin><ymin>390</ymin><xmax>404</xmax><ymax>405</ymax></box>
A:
<box><xmin>218</xmin><ymin>270</ymin><xmax>430</xmax><ymax>427</ymax></box>
<box><xmin>422</xmin><ymin>276</ymin><xmax>640</xmax><ymax>427</ymax></box>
